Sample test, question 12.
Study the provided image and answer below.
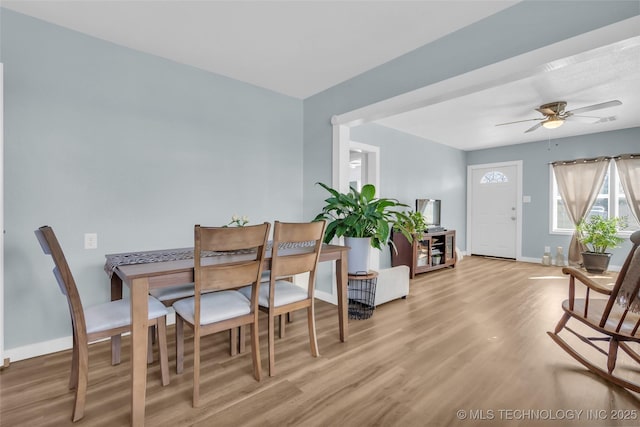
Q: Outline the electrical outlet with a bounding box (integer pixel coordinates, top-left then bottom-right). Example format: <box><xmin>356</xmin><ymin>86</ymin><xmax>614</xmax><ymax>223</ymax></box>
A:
<box><xmin>84</xmin><ymin>233</ymin><xmax>98</xmax><ymax>249</ymax></box>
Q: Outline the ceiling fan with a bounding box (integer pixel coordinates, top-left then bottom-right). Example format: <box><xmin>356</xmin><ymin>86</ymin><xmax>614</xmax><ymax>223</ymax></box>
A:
<box><xmin>495</xmin><ymin>100</ymin><xmax>622</xmax><ymax>133</ymax></box>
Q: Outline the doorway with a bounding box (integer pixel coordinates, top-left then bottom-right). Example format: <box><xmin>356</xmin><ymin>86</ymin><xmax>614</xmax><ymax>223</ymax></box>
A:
<box><xmin>467</xmin><ymin>161</ymin><xmax>522</xmax><ymax>259</ymax></box>
<box><xmin>348</xmin><ymin>141</ymin><xmax>380</xmax><ymax>270</ymax></box>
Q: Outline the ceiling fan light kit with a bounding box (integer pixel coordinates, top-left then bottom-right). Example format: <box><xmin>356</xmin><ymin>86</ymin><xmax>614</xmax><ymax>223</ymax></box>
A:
<box><xmin>542</xmin><ymin>117</ymin><xmax>564</xmax><ymax>129</ymax></box>
<box><xmin>496</xmin><ymin>99</ymin><xmax>622</xmax><ymax>133</ymax></box>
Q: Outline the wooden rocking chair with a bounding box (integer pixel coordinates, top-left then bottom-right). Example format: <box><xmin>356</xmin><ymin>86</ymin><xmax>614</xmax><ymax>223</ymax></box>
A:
<box><xmin>548</xmin><ymin>230</ymin><xmax>640</xmax><ymax>393</ymax></box>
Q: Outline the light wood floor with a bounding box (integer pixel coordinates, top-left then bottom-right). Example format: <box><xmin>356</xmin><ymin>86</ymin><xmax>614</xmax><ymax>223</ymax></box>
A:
<box><xmin>2</xmin><ymin>256</ymin><xmax>639</xmax><ymax>426</ymax></box>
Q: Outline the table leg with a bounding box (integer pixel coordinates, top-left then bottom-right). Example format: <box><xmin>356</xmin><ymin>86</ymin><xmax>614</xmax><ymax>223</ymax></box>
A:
<box><xmin>111</xmin><ymin>274</ymin><xmax>123</xmax><ymax>365</ymax></box>
<box><xmin>131</xmin><ymin>277</ymin><xmax>149</xmax><ymax>426</ymax></box>
<box><xmin>336</xmin><ymin>253</ymin><xmax>348</xmax><ymax>342</ymax></box>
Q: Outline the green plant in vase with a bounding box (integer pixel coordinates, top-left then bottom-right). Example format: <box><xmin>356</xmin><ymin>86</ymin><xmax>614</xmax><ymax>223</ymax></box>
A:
<box><xmin>576</xmin><ymin>215</ymin><xmax>627</xmax><ymax>273</ymax></box>
<box><xmin>394</xmin><ymin>210</ymin><xmax>427</xmax><ymax>241</ymax></box>
<box><xmin>313</xmin><ymin>182</ymin><xmax>410</xmax><ymax>274</ymax></box>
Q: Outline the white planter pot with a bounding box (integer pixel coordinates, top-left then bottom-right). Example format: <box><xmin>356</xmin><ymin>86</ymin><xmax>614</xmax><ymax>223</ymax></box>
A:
<box><xmin>345</xmin><ymin>237</ymin><xmax>371</xmax><ymax>275</ymax></box>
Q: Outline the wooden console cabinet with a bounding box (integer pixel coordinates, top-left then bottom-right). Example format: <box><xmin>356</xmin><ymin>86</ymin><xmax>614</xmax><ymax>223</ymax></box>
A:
<box><xmin>391</xmin><ymin>230</ymin><xmax>456</xmax><ymax>278</ymax></box>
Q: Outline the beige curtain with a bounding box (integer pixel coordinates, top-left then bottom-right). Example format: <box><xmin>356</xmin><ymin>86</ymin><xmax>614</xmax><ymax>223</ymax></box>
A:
<box><xmin>552</xmin><ymin>157</ymin><xmax>610</xmax><ymax>266</ymax></box>
<box><xmin>615</xmin><ymin>154</ymin><xmax>640</xmax><ymax>225</ymax></box>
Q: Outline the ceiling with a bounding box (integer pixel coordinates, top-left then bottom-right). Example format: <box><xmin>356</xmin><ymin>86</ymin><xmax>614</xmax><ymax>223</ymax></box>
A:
<box><xmin>376</xmin><ymin>35</ymin><xmax>640</xmax><ymax>150</ymax></box>
<box><xmin>2</xmin><ymin>1</ymin><xmax>639</xmax><ymax>151</ymax></box>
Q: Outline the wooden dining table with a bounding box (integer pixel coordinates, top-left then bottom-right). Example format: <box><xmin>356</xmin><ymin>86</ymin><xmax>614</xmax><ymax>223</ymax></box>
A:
<box><xmin>105</xmin><ymin>243</ymin><xmax>349</xmax><ymax>426</ymax></box>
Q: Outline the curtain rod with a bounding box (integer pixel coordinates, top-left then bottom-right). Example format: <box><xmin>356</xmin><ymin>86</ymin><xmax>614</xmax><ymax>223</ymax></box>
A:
<box><xmin>549</xmin><ymin>153</ymin><xmax>640</xmax><ymax>165</ymax></box>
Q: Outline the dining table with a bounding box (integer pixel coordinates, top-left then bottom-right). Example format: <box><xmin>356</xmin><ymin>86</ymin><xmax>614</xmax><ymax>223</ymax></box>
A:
<box><xmin>104</xmin><ymin>243</ymin><xmax>349</xmax><ymax>426</ymax></box>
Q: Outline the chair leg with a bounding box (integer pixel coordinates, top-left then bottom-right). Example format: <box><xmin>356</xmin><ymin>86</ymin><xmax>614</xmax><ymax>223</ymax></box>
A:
<box><xmin>71</xmin><ymin>345</ymin><xmax>89</xmax><ymax>422</ymax></box>
<box><xmin>111</xmin><ymin>334</ymin><xmax>121</xmax><ymax>365</ymax></box>
<box><xmin>251</xmin><ymin>321</ymin><xmax>262</xmax><ymax>381</ymax></box>
<box><xmin>156</xmin><ymin>317</ymin><xmax>170</xmax><ymax>386</ymax></box>
<box><xmin>230</xmin><ymin>328</ymin><xmax>238</xmax><ymax>356</ymax></box>
<box><xmin>308</xmin><ymin>304</ymin><xmax>319</xmax><ymax>357</ymax></box>
<box><xmin>151</xmin><ymin>324</ymin><xmax>157</xmax><ymax>344</ymax></box>
<box><xmin>175</xmin><ymin>316</ymin><xmax>184</xmax><ymax>374</ymax></box>
<box><xmin>554</xmin><ymin>312</ymin><xmax>571</xmax><ymax>334</ymax></box>
<box><xmin>239</xmin><ymin>325</ymin><xmax>246</xmax><ymax>354</ymax></box>
<box><xmin>279</xmin><ymin>314</ymin><xmax>286</xmax><ymax>339</ymax></box>
<box><xmin>193</xmin><ymin>332</ymin><xmax>200</xmax><ymax>408</ymax></box>
<box><xmin>69</xmin><ymin>336</ymin><xmax>79</xmax><ymax>390</ymax></box>
<box><xmin>268</xmin><ymin>313</ymin><xmax>276</xmax><ymax>377</ymax></box>
<box><xmin>608</xmin><ymin>338</ymin><xmax>619</xmax><ymax>374</ymax></box>
<box><xmin>147</xmin><ymin>327</ymin><xmax>154</xmax><ymax>364</ymax></box>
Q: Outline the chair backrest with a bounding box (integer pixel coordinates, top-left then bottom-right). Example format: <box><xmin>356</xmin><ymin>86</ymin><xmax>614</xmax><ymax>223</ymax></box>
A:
<box><xmin>602</xmin><ymin>230</ymin><xmax>640</xmax><ymax>334</ymax></box>
<box><xmin>270</xmin><ymin>220</ymin><xmax>326</xmax><ymax>299</ymax></box>
<box><xmin>34</xmin><ymin>226</ymin><xmax>87</xmax><ymax>341</ymax></box>
<box><xmin>194</xmin><ymin>222</ymin><xmax>271</xmax><ymax>295</ymax></box>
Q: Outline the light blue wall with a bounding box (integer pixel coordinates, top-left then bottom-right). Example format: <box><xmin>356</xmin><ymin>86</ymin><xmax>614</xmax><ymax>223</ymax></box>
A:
<box><xmin>351</xmin><ymin>123</ymin><xmax>467</xmax><ymax>268</ymax></box>
<box><xmin>467</xmin><ymin>127</ymin><xmax>640</xmax><ymax>267</ymax></box>
<box><xmin>1</xmin><ymin>10</ymin><xmax>303</xmax><ymax>350</ymax></box>
<box><xmin>2</xmin><ymin>1</ymin><xmax>639</xmax><ymax>353</ymax></box>
<box><xmin>302</xmin><ymin>1</ymin><xmax>639</xmax><ymax>291</ymax></box>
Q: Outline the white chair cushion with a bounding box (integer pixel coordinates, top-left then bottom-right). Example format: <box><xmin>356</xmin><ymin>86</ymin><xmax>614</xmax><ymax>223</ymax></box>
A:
<box><xmin>85</xmin><ymin>296</ymin><xmax>169</xmax><ymax>335</ymax></box>
<box><xmin>172</xmin><ymin>290</ymin><xmax>251</xmax><ymax>326</ymax></box>
<box><xmin>149</xmin><ymin>283</ymin><xmax>195</xmax><ymax>301</ymax></box>
<box><xmin>238</xmin><ymin>280</ymin><xmax>307</xmax><ymax>308</ymax></box>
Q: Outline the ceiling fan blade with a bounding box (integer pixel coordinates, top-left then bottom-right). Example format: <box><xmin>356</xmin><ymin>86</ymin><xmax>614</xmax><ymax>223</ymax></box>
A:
<box><xmin>536</xmin><ymin>107</ymin><xmax>556</xmax><ymax>115</ymax></box>
<box><xmin>593</xmin><ymin>116</ymin><xmax>617</xmax><ymax>124</ymax></box>
<box><xmin>565</xmin><ymin>115</ymin><xmax>600</xmax><ymax>123</ymax></box>
<box><xmin>495</xmin><ymin>118</ymin><xmax>543</xmax><ymax>126</ymax></box>
<box><xmin>568</xmin><ymin>100</ymin><xmax>622</xmax><ymax>115</ymax></box>
<box><xmin>524</xmin><ymin>122</ymin><xmax>543</xmax><ymax>133</ymax></box>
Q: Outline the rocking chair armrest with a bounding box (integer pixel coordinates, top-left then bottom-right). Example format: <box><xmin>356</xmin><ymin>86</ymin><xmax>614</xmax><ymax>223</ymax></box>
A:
<box><xmin>561</xmin><ymin>267</ymin><xmax>612</xmax><ymax>296</ymax></box>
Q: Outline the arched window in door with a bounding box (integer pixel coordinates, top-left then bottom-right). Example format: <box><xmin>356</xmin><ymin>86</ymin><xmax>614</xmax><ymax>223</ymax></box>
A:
<box><xmin>480</xmin><ymin>171</ymin><xmax>509</xmax><ymax>184</ymax></box>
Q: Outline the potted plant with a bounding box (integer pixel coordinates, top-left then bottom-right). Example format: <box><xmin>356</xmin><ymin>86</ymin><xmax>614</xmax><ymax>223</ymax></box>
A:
<box><xmin>313</xmin><ymin>182</ymin><xmax>410</xmax><ymax>274</ymax></box>
<box><xmin>576</xmin><ymin>215</ymin><xmax>627</xmax><ymax>273</ymax></box>
<box><xmin>393</xmin><ymin>210</ymin><xmax>427</xmax><ymax>240</ymax></box>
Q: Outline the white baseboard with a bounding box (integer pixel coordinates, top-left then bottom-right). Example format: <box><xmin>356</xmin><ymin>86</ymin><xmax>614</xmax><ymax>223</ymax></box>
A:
<box><xmin>5</xmin><ymin>336</ymin><xmax>73</xmax><ymax>363</ymax></box>
<box><xmin>4</xmin><ymin>312</ymin><xmax>178</xmax><ymax>363</ymax></box>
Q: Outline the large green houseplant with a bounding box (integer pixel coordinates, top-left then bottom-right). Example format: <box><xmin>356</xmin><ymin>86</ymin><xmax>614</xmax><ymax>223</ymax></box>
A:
<box><xmin>576</xmin><ymin>215</ymin><xmax>627</xmax><ymax>273</ymax></box>
<box><xmin>314</xmin><ymin>182</ymin><xmax>411</xmax><ymax>274</ymax></box>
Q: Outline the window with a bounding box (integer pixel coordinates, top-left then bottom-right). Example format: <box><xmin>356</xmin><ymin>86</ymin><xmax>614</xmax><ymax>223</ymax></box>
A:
<box><xmin>551</xmin><ymin>163</ymin><xmax>640</xmax><ymax>233</ymax></box>
<box><xmin>480</xmin><ymin>171</ymin><xmax>508</xmax><ymax>184</ymax></box>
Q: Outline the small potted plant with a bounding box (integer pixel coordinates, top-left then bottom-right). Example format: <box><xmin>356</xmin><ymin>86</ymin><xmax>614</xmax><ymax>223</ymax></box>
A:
<box><xmin>393</xmin><ymin>210</ymin><xmax>427</xmax><ymax>241</ymax></box>
<box><xmin>313</xmin><ymin>182</ymin><xmax>410</xmax><ymax>274</ymax></box>
<box><xmin>576</xmin><ymin>215</ymin><xmax>627</xmax><ymax>273</ymax></box>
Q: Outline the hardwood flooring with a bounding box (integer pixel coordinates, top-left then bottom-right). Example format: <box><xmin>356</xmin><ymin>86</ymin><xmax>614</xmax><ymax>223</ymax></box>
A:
<box><xmin>1</xmin><ymin>256</ymin><xmax>639</xmax><ymax>426</ymax></box>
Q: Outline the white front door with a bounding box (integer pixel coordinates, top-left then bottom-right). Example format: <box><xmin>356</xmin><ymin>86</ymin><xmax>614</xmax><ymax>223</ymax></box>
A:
<box><xmin>469</xmin><ymin>163</ymin><xmax>520</xmax><ymax>259</ymax></box>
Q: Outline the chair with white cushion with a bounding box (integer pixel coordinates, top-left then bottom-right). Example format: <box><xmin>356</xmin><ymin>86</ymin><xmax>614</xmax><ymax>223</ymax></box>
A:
<box><xmin>35</xmin><ymin>226</ymin><xmax>170</xmax><ymax>422</ymax></box>
<box><xmin>173</xmin><ymin>222</ymin><xmax>270</xmax><ymax>407</ymax></box>
<box><xmin>239</xmin><ymin>220</ymin><xmax>326</xmax><ymax>376</ymax></box>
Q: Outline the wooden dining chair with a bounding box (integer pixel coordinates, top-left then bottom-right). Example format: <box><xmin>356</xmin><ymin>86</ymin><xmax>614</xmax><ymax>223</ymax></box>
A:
<box><xmin>239</xmin><ymin>220</ymin><xmax>326</xmax><ymax>376</ymax></box>
<box><xmin>34</xmin><ymin>226</ymin><xmax>170</xmax><ymax>422</ymax></box>
<box><xmin>548</xmin><ymin>229</ymin><xmax>640</xmax><ymax>393</ymax></box>
<box><xmin>172</xmin><ymin>222</ymin><xmax>270</xmax><ymax>407</ymax></box>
